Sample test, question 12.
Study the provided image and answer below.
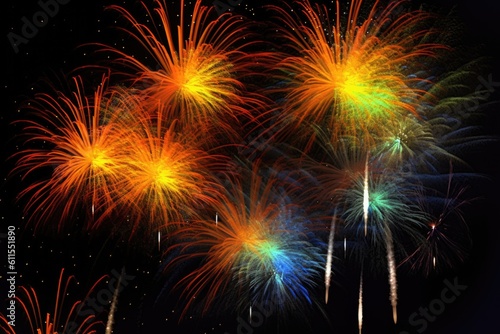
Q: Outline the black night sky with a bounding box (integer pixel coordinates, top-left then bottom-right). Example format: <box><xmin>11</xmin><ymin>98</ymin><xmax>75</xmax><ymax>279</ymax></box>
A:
<box><xmin>1</xmin><ymin>0</ymin><xmax>500</xmax><ymax>333</ymax></box>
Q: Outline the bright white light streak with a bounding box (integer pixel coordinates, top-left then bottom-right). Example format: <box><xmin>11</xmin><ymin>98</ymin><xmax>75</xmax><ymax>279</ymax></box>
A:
<box><xmin>215</xmin><ymin>212</ymin><xmax>218</xmax><ymax>227</ymax></box>
<box><xmin>249</xmin><ymin>305</ymin><xmax>252</xmax><ymax>324</ymax></box>
<box><xmin>363</xmin><ymin>154</ymin><xmax>369</xmax><ymax>236</ymax></box>
<box><xmin>358</xmin><ymin>269</ymin><xmax>363</xmax><ymax>334</ymax></box>
<box><xmin>386</xmin><ymin>227</ymin><xmax>398</xmax><ymax>324</ymax></box>
<box><xmin>431</xmin><ymin>225</ymin><xmax>436</xmax><ymax>269</ymax></box>
<box><xmin>325</xmin><ymin>211</ymin><xmax>336</xmax><ymax>303</ymax></box>
<box><xmin>158</xmin><ymin>230</ymin><xmax>161</xmax><ymax>252</ymax></box>
<box><xmin>344</xmin><ymin>237</ymin><xmax>347</xmax><ymax>257</ymax></box>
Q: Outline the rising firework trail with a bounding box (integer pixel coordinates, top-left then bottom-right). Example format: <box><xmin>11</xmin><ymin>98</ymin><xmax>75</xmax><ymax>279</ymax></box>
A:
<box><xmin>325</xmin><ymin>210</ymin><xmax>336</xmax><ymax>304</ymax></box>
<box><xmin>386</xmin><ymin>227</ymin><xmax>398</xmax><ymax>324</ymax></box>
<box><xmin>358</xmin><ymin>268</ymin><xmax>363</xmax><ymax>334</ymax></box>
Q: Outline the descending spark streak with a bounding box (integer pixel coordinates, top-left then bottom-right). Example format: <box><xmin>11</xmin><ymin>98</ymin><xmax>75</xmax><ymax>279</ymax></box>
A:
<box><xmin>325</xmin><ymin>211</ymin><xmax>336</xmax><ymax>304</ymax></box>
<box><xmin>386</xmin><ymin>227</ymin><xmax>398</xmax><ymax>324</ymax></box>
<box><xmin>358</xmin><ymin>269</ymin><xmax>363</xmax><ymax>334</ymax></box>
<box><xmin>363</xmin><ymin>154</ymin><xmax>370</xmax><ymax>236</ymax></box>
<box><xmin>105</xmin><ymin>269</ymin><xmax>123</xmax><ymax>334</ymax></box>
<box><xmin>158</xmin><ymin>231</ymin><xmax>161</xmax><ymax>252</ymax></box>
<box><xmin>215</xmin><ymin>212</ymin><xmax>218</xmax><ymax>227</ymax></box>
<box><xmin>344</xmin><ymin>237</ymin><xmax>347</xmax><ymax>257</ymax></box>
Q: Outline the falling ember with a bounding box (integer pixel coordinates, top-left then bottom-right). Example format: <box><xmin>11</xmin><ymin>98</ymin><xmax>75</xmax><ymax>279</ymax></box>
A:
<box><xmin>158</xmin><ymin>231</ymin><xmax>161</xmax><ymax>252</ymax></box>
<box><xmin>249</xmin><ymin>305</ymin><xmax>253</xmax><ymax>324</ymax></box>
<box><xmin>386</xmin><ymin>228</ymin><xmax>398</xmax><ymax>324</ymax></box>
<box><xmin>358</xmin><ymin>270</ymin><xmax>363</xmax><ymax>334</ymax></box>
<box><xmin>215</xmin><ymin>212</ymin><xmax>218</xmax><ymax>227</ymax></box>
<box><xmin>325</xmin><ymin>212</ymin><xmax>336</xmax><ymax>304</ymax></box>
<box><xmin>344</xmin><ymin>237</ymin><xmax>347</xmax><ymax>257</ymax></box>
<box><xmin>363</xmin><ymin>154</ymin><xmax>370</xmax><ymax>236</ymax></box>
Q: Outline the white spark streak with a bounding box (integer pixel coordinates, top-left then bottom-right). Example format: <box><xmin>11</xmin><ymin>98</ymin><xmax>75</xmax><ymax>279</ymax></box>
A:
<box><xmin>325</xmin><ymin>212</ymin><xmax>336</xmax><ymax>303</ymax></box>
<box><xmin>344</xmin><ymin>237</ymin><xmax>347</xmax><ymax>257</ymax></box>
<box><xmin>386</xmin><ymin>228</ymin><xmax>398</xmax><ymax>324</ymax></box>
<box><xmin>363</xmin><ymin>154</ymin><xmax>369</xmax><ymax>236</ymax></box>
<box><xmin>358</xmin><ymin>270</ymin><xmax>363</xmax><ymax>334</ymax></box>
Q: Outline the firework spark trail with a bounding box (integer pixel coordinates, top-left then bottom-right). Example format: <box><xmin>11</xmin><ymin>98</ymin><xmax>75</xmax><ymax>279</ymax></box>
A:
<box><xmin>325</xmin><ymin>210</ymin><xmax>336</xmax><ymax>304</ymax></box>
<box><xmin>0</xmin><ymin>268</ymin><xmax>106</xmax><ymax>333</ymax></box>
<box><xmin>363</xmin><ymin>154</ymin><xmax>370</xmax><ymax>236</ymax></box>
<box><xmin>105</xmin><ymin>269</ymin><xmax>123</xmax><ymax>334</ymax></box>
<box><xmin>158</xmin><ymin>231</ymin><xmax>161</xmax><ymax>252</ymax></box>
<box><xmin>344</xmin><ymin>238</ymin><xmax>347</xmax><ymax>258</ymax></box>
<box><xmin>358</xmin><ymin>268</ymin><xmax>363</xmax><ymax>334</ymax></box>
<box><xmin>386</xmin><ymin>227</ymin><xmax>398</xmax><ymax>324</ymax></box>
<box><xmin>341</xmin><ymin>170</ymin><xmax>428</xmax><ymax>329</ymax></box>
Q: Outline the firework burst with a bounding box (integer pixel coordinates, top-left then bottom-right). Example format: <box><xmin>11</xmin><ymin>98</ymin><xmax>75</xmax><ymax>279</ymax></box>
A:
<box><xmin>11</xmin><ymin>75</ymin><xmax>129</xmax><ymax>232</ymax></box>
<box><xmin>163</xmin><ymin>164</ymin><xmax>324</xmax><ymax>319</ymax></box>
<box><xmin>339</xmin><ymin>170</ymin><xmax>428</xmax><ymax>325</ymax></box>
<box><xmin>115</xmin><ymin>108</ymin><xmax>227</xmax><ymax>235</ymax></box>
<box><xmin>267</xmin><ymin>0</ymin><xmax>442</xmax><ymax>148</ymax></box>
<box><xmin>401</xmin><ymin>171</ymin><xmax>474</xmax><ymax>275</ymax></box>
<box><xmin>99</xmin><ymin>0</ymin><xmax>266</xmax><ymax>143</ymax></box>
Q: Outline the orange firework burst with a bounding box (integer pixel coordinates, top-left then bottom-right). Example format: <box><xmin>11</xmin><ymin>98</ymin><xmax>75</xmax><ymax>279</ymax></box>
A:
<box><xmin>100</xmin><ymin>0</ymin><xmax>265</xmax><ymax>142</ymax></box>
<box><xmin>115</xmin><ymin>107</ymin><xmax>227</xmax><ymax>235</ymax></box>
<box><xmin>268</xmin><ymin>0</ymin><xmax>443</xmax><ymax>148</ymax></box>
<box><xmin>12</xmin><ymin>75</ymin><xmax>130</xmax><ymax>232</ymax></box>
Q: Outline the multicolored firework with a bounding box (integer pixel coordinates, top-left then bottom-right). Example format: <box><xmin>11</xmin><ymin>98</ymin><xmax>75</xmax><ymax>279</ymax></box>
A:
<box><xmin>6</xmin><ymin>0</ymin><xmax>495</xmax><ymax>332</ymax></box>
<box><xmin>163</xmin><ymin>164</ymin><xmax>324</xmax><ymax>319</ymax></box>
<box><xmin>267</xmin><ymin>0</ymin><xmax>442</xmax><ymax>149</ymax></box>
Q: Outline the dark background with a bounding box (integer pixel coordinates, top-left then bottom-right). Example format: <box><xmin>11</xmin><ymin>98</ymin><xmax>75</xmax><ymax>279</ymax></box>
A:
<box><xmin>1</xmin><ymin>0</ymin><xmax>500</xmax><ymax>333</ymax></box>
